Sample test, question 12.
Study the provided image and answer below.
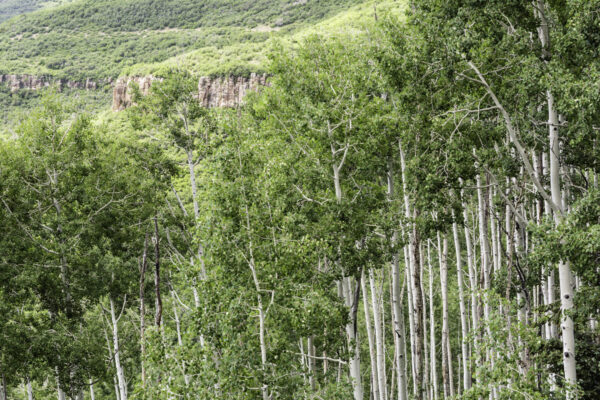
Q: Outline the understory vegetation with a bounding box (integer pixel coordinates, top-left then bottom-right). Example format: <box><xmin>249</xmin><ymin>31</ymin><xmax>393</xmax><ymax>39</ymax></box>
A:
<box><xmin>1</xmin><ymin>1</ymin><xmax>600</xmax><ymax>400</ymax></box>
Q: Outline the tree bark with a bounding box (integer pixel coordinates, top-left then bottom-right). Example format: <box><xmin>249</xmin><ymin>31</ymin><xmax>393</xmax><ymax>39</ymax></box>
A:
<box><xmin>370</xmin><ymin>269</ymin><xmax>388</xmax><ymax>400</ymax></box>
<box><xmin>110</xmin><ymin>297</ymin><xmax>128</xmax><ymax>400</ymax></box>
<box><xmin>154</xmin><ymin>217</ymin><xmax>162</xmax><ymax>328</ymax></box>
<box><xmin>307</xmin><ymin>336</ymin><xmax>316</xmax><ymax>391</ymax></box>
<box><xmin>452</xmin><ymin>216</ymin><xmax>471</xmax><ymax>391</ymax></box>
<box><xmin>27</xmin><ymin>376</ymin><xmax>34</xmax><ymax>400</ymax></box>
<box><xmin>139</xmin><ymin>235</ymin><xmax>148</xmax><ymax>386</ymax></box>
<box><xmin>437</xmin><ymin>233</ymin><xmax>453</xmax><ymax>399</ymax></box>
<box><xmin>343</xmin><ymin>276</ymin><xmax>364</xmax><ymax>400</ymax></box>
<box><xmin>400</xmin><ymin>143</ymin><xmax>424</xmax><ymax>400</ymax></box>
<box><xmin>426</xmin><ymin>241</ymin><xmax>438</xmax><ymax>400</ymax></box>
<box><xmin>391</xmin><ymin>249</ymin><xmax>408</xmax><ymax>400</ymax></box>
<box><xmin>362</xmin><ymin>271</ymin><xmax>380</xmax><ymax>400</ymax></box>
<box><xmin>89</xmin><ymin>379</ymin><xmax>95</xmax><ymax>400</ymax></box>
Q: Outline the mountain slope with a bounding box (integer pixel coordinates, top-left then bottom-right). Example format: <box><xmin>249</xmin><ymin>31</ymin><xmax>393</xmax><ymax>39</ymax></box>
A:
<box><xmin>125</xmin><ymin>0</ymin><xmax>405</xmax><ymax>78</ymax></box>
<box><xmin>0</xmin><ymin>0</ymin><xmax>364</xmax><ymax>81</ymax></box>
<box><xmin>0</xmin><ymin>0</ymin><xmax>46</xmax><ymax>22</ymax></box>
<box><xmin>0</xmin><ymin>0</ymin><xmax>72</xmax><ymax>22</ymax></box>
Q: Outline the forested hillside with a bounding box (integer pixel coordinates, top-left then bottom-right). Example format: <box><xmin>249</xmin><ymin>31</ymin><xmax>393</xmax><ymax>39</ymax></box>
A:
<box><xmin>0</xmin><ymin>0</ymin><xmax>364</xmax><ymax>80</ymax></box>
<box><xmin>0</xmin><ymin>1</ymin><xmax>600</xmax><ymax>400</ymax></box>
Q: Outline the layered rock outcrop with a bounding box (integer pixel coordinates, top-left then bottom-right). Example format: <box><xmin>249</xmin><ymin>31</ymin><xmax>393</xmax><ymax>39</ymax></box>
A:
<box><xmin>112</xmin><ymin>76</ymin><xmax>160</xmax><ymax>111</ymax></box>
<box><xmin>1</xmin><ymin>72</ymin><xmax>269</xmax><ymax>111</ymax></box>
<box><xmin>112</xmin><ymin>73</ymin><xmax>269</xmax><ymax>111</ymax></box>
<box><xmin>0</xmin><ymin>74</ymin><xmax>111</xmax><ymax>92</ymax></box>
<box><xmin>197</xmin><ymin>73</ymin><xmax>269</xmax><ymax>108</ymax></box>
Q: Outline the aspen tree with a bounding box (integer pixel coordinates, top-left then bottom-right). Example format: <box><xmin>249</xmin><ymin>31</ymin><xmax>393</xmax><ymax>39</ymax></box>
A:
<box><xmin>400</xmin><ymin>143</ymin><xmax>424</xmax><ymax>400</ymax></box>
<box><xmin>452</xmin><ymin>212</ymin><xmax>471</xmax><ymax>390</ymax></box>
<box><xmin>362</xmin><ymin>271</ymin><xmax>380</xmax><ymax>400</ymax></box>
<box><xmin>426</xmin><ymin>242</ymin><xmax>438</xmax><ymax>400</ymax></box>
<box><xmin>370</xmin><ymin>269</ymin><xmax>388</xmax><ymax>400</ymax></box>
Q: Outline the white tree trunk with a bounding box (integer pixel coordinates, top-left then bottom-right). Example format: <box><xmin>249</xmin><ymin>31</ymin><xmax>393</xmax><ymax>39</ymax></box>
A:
<box><xmin>391</xmin><ymin>248</ymin><xmax>408</xmax><ymax>400</ymax></box>
<box><xmin>89</xmin><ymin>379</ymin><xmax>95</xmax><ymax>400</ymax></box>
<box><xmin>452</xmin><ymin>216</ymin><xmax>471</xmax><ymax>391</ymax></box>
<box><xmin>420</xmin><ymin>245</ymin><xmax>430</xmax><ymax>400</ymax></box>
<box><xmin>462</xmin><ymin>203</ymin><xmax>480</xmax><ymax>377</ymax></box>
<box><xmin>110</xmin><ymin>298</ymin><xmax>128</xmax><ymax>400</ymax></box>
<box><xmin>343</xmin><ymin>277</ymin><xmax>364</xmax><ymax>400</ymax></box>
<box><xmin>547</xmin><ymin>89</ymin><xmax>577</xmax><ymax>391</ymax></box>
<box><xmin>405</xmin><ymin>247</ymin><xmax>417</xmax><ymax>396</ymax></box>
<box><xmin>437</xmin><ymin>233</ymin><xmax>454</xmax><ymax>399</ymax></box>
<box><xmin>476</xmin><ymin>174</ymin><xmax>491</xmax><ymax>329</ymax></box>
<box><xmin>426</xmin><ymin>242</ymin><xmax>438</xmax><ymax>400</ymax></box>
<box><xmin>400</xmin><ymin>143</ymin><xmax>424</xmax><ymax>399</ymax></box>
<box><xmin>362</xmin><ymin>271</ymin><xmax>380</xmax><ymax>400</ymax></box>
<box><xmin>370</xmin><ymin>269</ymin><xmax>388</xmax><ymax>400</ymax></box>
<box><xmin>307</xmin><ymin>336</ymin><xmax>316</xmax><ymax>391</ymax></box>
<box><xmin>171</xmin><ymin>293</ymin><xmax>190</xmax><ymax>386</ymax></box>
<box><xmin>56</xmin><ymin>372</ymin><xmax>66</xmax><ymax>400</ymax></box>
<box><xmin>27</xmin><ymin>376</ymin><xmax>34</xmax><ymax>400</ymax></box>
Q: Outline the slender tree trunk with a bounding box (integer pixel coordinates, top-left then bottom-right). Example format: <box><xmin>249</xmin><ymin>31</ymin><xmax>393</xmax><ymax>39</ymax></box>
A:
<box><xmin>534</xmin><ymin>1</ymin><xmax>578</xmax><ymax>391</ymax></box>
<box><xmin>548</xmin><ymin>90</ymin><xmax>577</xmax><ymax>392</ymax></box>
<box><xmin>154</xmin><ymin>217</ymin><xmax>162</xmax><ymax>329</ymax></box>
<box><xmin>89</xmin><ymin>379</ymin><xmax>95</xmax><ymax>400</ymax></box>
<box><xmin>331</xmin><ymin>130</ymin><xmax>363</xmax><ymax>400</ymax></box>
<box><xmin>437</xmin><ymin>233</ymin><xmax>453</xmax><ymax>399</ymax></box>
<box><xmin>110</xmin><ymin>298</ymin><xmax>128</xmax><ymax>400</ymax></box>
<box><xmin>102</xmin><ymin>325</ymin><xmax>120</xmax><ymax>400</ymax></box>
<box><xmin>370</xmin><ymin>269</ymin><xmax>387</xmax><ymax>400</ymax></box>
<box><xmin>363</xmin><ymin>271</ymin><xmax>380</xmax><ymax>400</ymax></box>
<box><xmin>56</xmin><ymin>373</ymin><xmax>66</xmax><ymax>400</ymax></box>
<box><xmin>426</xmin><ymin>242</ymin><xmax>438</xmax><ymax>400</ymax></box>
<box><xmin>476</xmin><ymin>174</ymin><xmax>491</xmax><ymax>328</ymax></box>
<box><xmin>139</xmin><ymin>235</ymin><xmax>148</xmax><ymax>386</ymax></box>
<box><xmin>452</xmin><ymin>215</ymin><xmax>471</xmax><ymax>391</ymax></box>
<box><xmin>241</xmin><ymin>199</ymin><xmax>270</xmax><ymax>400</ymax></box>
<box><xmin>405</xmin><ymin>246</ymin><xmax>417</xmax><ymax>395</ymax></box>
<box><xmin>391</xmin><ymin>245</ymin><xmax>408</xmax><ymax>400</ymax></box>
<box><xmin>400</xmin><ymin>143</ymin><xmax>424</xmax><ymax>400</ymax></box>
<box><xmin>307</xmin><ymin>337</ymin><xmax>316</xmax><ymax>391</ymax></box>
<box><xmin>343</xmin><ymin>276</ymin><xmax>364</xmax><ymax>400</ymax></box>
<box><xmin>410</xmin><ymin>219</ymin><xmax>424</xmax><ymax>400</ymax></box>
<box><xmin>420</xmin><ymin>245</ymin><xmax>429</xmax><ymax>400</ymax></box>
<box><xmin>27</xmin><ymin>376</ymin><xmax>34</xmax><ymax>400</ymax></box>
<box><xmin>171</xmin><ymin>292</ymin><xmax>190</xmax><ymax>386</ymax></box>
<box><xmin>462</xmin><ymin>200</ymin><xmax>479</xmax><ymax>381</ymax></box>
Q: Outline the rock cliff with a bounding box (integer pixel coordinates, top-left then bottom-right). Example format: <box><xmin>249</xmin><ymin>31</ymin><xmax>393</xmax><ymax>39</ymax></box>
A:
<box><xmin>0</xmin><ymin>74</ymin><xmax>111</xmax><ymax>92</ymax></box>
<box><xmin>111</xmin><ymin>76</ymin><xmax>160</xmax><ymax>111</ymax></box>
<box><xmin>1</xmin><ymin>73</ymin><xmax>269</xmax><ymax>111</ymax></box>
<box><xmin>112</xmin><ymin>73</ymin><xmax>269</xmax><ymax>111</ymax></box>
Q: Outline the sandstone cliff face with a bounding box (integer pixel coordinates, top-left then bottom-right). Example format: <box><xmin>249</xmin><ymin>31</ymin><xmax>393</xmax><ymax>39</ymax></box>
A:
<box><xmin>1</xmin><ymin>72</ymin><xmax>269</xmax><ymax>111</ymax></box>
<box><xmin>197</xmin><ymin>73</ymin><xmax>269</xmax><ymax>108</ymax></box>
<box><xmin>0</xmin><ymin>74</ymin><xmax>111</xmax><ymax>92</ymax></box>
<box><xmin>112</xmin><ymin>76</ymin><xmax>160</xmax><ymax>111</ymax></box>
<box><xmin>112</xmin><ymin>73</ymin><xmax>269</xmax><ymax>111</ymax></box>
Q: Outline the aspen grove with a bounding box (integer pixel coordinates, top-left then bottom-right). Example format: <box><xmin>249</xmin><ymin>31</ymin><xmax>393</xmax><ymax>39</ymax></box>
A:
<box><xmin>0</xmin><ymin>1</ymin><xmax>599</xmax><ymax>399</ymax></box>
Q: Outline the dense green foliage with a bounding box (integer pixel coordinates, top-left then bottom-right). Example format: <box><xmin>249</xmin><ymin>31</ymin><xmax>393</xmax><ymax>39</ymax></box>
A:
<box><xmin>0</xmin><ymin>1</ymin><xmax>599</xmax><ymax>400</ymax></box>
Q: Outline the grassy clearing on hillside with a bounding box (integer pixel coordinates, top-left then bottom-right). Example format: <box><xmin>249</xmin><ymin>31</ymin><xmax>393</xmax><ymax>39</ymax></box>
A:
<box><xmin>125</xmin><ymin>0</ymin><xmax>406</xmax><ymax>78</ymax></box>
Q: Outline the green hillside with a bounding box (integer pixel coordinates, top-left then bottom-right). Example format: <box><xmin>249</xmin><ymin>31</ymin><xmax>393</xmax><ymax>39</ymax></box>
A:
<box><xmin>0</xmin><ymin>0</ymin><xmax>48</xmax><ymax>22</ymax></box>
<box><xmin>0</xmin><ymin>0</ymin><xmax>365</xmax><ymax>81</ymax></box>
<box><xmin>0</xmin><ymin>0</ymin><xmax>73</xmax><ymax>22</ymax></box>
